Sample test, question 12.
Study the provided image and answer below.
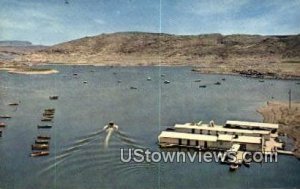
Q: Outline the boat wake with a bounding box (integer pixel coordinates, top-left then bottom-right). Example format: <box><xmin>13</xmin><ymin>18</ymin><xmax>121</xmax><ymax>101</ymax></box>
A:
<box><xmin>39</xmin><ymin>127</ymin><xmax>155</xmax><ymax>178</ymax></box>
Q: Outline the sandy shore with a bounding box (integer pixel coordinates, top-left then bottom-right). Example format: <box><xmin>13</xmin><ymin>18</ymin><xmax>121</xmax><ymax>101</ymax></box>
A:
<box><xmin>257</xmin><ymin>101</ymin><xmax>300</xmax><ymax>158</ymax></box>
<box><xmin>0</xmin><ymin>66</ymin><xmax>59</xmax><ymax>75</ymax></box>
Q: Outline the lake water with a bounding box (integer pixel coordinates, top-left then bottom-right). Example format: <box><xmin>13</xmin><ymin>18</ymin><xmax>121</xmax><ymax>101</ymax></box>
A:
<box><xmin>0</xmin><ymin>65</ymin><xmax>299</xmax><ymax>189</ymax></box>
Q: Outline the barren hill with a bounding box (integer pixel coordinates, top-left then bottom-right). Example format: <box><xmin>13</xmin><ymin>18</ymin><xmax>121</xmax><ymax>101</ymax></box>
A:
<box><xmin>7</xmin><ymin>32</ymin><xmax>300</xmax><ymax>78</ymax></box>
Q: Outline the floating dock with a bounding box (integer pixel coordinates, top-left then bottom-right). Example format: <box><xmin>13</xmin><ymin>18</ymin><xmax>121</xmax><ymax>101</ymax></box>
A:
<box><xmin>158</xmin><ymin>120</ymin><xmax>286</xmax><ymax>155</ymax></box>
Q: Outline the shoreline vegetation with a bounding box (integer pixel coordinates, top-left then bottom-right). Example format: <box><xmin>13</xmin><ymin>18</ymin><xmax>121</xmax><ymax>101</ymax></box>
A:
<box><xmin>258</xmin><ymin>101</ymin><xmax>300</xmax><ymax>158</ymax></box>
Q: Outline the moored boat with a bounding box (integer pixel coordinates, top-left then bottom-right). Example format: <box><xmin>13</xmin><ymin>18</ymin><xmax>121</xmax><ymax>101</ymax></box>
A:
<box><xmin>32</xmin><ymin>144</ymin><xmax>49</xmax><ymax>150</ymax></box>
<box><xmin>45</xmin><ymin>108</ymin><xmax>55</xmax><ymax>112</ymax></box>
<box><xmin>229</xmin><ymin>164</ymin><xmax>239</xmax><ymax>171</ymax></box>
<box><xmin>8</xmin><ymin>102</ymin><xmax>19</xmax><ymax>106</ymax></box>
<box><xmin>37</xmin><ymin>135</ymin><xmax>51</xmax><ymax>140</ymax></box>
<box><xmin>49</xmin><ymin>96</ymin><xmax>59</xmax><ymax>100</ymax></box>
<box><xmin>0</xmin><ymin>115</ymin><xmax>12</xmax><ymax>119</ymax></box>
<box><xmin>214</xmin><ymin>82</ymin><xmax>221</xmax><ymax>85</ymax></box>
<box><xmin>0</xmin><ymin>122</ymin><xmax>6</xmax><ymax>127</ymax></box>
<box><xmin>164</xmin><ymin>80</ymin><xmax>170</xmax><ymax>84</ymax></box>
<box><xmin>35</xmin><ymin>139</ymin><xmax>49</xmax><ymax>144</ymax></box>
<box><xmin>243</xmin><ymin>161</ymin><xmax>250</xmax><ymax>168</ymax></box>
<box><xmin>41</xmin><ymin>118</ymin><xmax>53</xmax><ymax>122</ymax></box>
<box><xmin>30</xmin><ymin>151</ymin><xmax>49</xmax><ymax>157</ymax></box>
<box><xmin>199</xmin><ymin>85</ymin><xmax>207</xmax><ymax>88</ymax></box>
<box><xmin>37</xmin><ymin>125</ymin><xmax>52</xmax><ymax>129</ymax></box>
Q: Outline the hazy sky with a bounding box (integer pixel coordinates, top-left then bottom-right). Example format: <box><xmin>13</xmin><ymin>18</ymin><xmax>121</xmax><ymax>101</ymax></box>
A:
<box><xmin>0</xmin><ymin>0</ymin><xmax>299</xmax><ymax>45</ymax></box>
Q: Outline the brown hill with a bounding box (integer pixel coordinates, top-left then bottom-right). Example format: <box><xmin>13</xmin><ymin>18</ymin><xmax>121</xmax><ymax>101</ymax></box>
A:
<box><xmin>12</xmin><ymin>32</ymin><xmax>300</xmax><ymax>78</ymax></box>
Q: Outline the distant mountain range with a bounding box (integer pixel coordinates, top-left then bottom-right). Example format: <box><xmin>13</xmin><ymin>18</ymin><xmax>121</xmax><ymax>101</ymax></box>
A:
<box><xmin>0</xmin><ymin>40</ymin><xmax>33</xmax><ymax>47</ymax></box>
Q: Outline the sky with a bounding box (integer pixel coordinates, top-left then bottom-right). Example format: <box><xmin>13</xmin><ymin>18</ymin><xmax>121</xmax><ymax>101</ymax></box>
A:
<box><xmin>0</xmin><ymin>0</ymin><xmax>299</xmax><ymax>45</ymax></box>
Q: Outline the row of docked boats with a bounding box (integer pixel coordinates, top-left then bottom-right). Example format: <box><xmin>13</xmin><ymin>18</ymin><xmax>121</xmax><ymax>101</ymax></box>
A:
<box><xmin>31</xmin><ymin>108</ymin><xmax>55</xmax><ymax>157</ymax></box>
<box><xmin>41</xmin><ymin>108</ymin><xmax>55</xmax><ymax>122</ymax></box>
<box><xmin>0</xmin><ymin>101</ymin><xmax>19</xmax><ymax>138</ymax></box>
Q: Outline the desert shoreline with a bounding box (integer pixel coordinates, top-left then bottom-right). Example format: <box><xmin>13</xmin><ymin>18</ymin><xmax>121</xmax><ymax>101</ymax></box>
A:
<box><xmin>1</xmin><ymin>61</ymin><xmax>299</xmax><ymax>80</ymax></box>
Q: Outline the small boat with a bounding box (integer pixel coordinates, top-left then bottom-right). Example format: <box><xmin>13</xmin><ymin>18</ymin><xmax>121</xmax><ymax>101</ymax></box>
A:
<box><xmin>32</xmin><ymin>144</ymin><xmax>49</xmax><ymax>150</ymax></box>
<box><xmin>117</xmin><ymin>80</ymin><xmax>122</xmax><ymax>83</ymax></box>
<box><xmin>103</xmin><ymin>121</ymin><xmax>119</xmax><ymax>131</ymax></box>
<box><xmin>43</xmin><ymin>112</ymin><xmax>54</xmax><ymax>116</ymax></box>
<box><xmin>73</xmin><ymin>73</ymin><xmax>78</xmax><ymax>76</ymax></box>
<box><xmin>259</xmin><ymin>80</ymin><xmax>265</xmax><ymax>82</ymax></box>
<box><xmin>37</xmin><ymin>135</ymin><xmax>51</xmax><ymax>140</ymax></box>
<box><xmin>199</xmin><ymin>85</ymin><xmax>207</xmax><ymax>88</ymax></box>
<box><xmin>83</xmin><ymin>81</ymin><xmax>88</xmax><ymax>84</ymax></box>
<box><xmin>35</xmin><ymin>139</ymin><xmax>49</xmax><ymax>144</ymax></box>
<box><xmin>229</xmin><ymin>164</ymin><xmax>239</xmax><ymax>171</ymax></box>
<box><xmin>161</xmin><ymin>74</ymin><xmax>166</xmax><ymax>77</ymax></box>
<box><xmin>8</xmin><ymin>102</ymin><xmax>19</xmax><ymax>106</ymax></box>
<box><xmin>243</xmin><ymin>161</ymin><xmax>250</xmax><ymax>168</ymax></box>
<box><xmin>214</xmin><ymin>82</ymin><xmax>221</xmax><ymax>85</ymax></box>
<box><xmin>222</xmin><ymin>78</ymin><xmax>226</xmax><ymax>81</ymax></box>
<box><xmin>194</xmin><ymin>79</ymin><xmax>201</xmax><ymax>82</ymax></box>
<box><xmin>37</xmin><ymin>125</ymin><xmax>52</xmax><ymax>129</ymax></box>
<box><xmin>166</xmin><ymin>127</ymin><xmax>175</xmax><ymax>131</ymax></box>
<box><xmin>41</xmin><ymin>118</ymin><xmax>53</xmax><ymax>122</ymax></box>
<box><xmin>0</xmin><ymin>115</ymin><xmax>12</xmax><ymax>119</ymax></box>
<box><xmin>43</xmin><ymin>115</ymin><xmax>54</xmax><ymax>119</ymax></box>
<box><xmin>0</xmin><ymin>131</ymin><xmax>2</xmax><ymax>137</ymax></box>
<box><xmin>30</xmin><ymin>151</ymin><xmax>49</xmax><ymax>157</ymax></box>
<box><xmin>49</xmin><ymin>96</ymin><xmax>59</xmax><ymax>100</ymax></box>
<box><xmin>0</xmin><ymin>122</ymin><xmax>6</xmax><ymax>127</ymax></box>
<box><xmin>45</xmin><ymin>108</ymin><xmax>55</xmax><ymax>112</ymax></box>
<box><xmin>164</xmin><ymin>80</ymin><xmax>170</xmax><ymax>84</ymax></box>
<box><xmin>130</xmin><ymin>86</ymin><xmax>137</xmax><ymax>90</ymax></box>
<box><xmin>147</xmin><ymin>77</ymin><xmax>152</xmax><ymax>81</ymax></box>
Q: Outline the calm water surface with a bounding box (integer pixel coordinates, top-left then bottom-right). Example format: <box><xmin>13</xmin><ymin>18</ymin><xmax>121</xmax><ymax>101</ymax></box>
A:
<box><xmin>0</xmin><ymin>65</ymin><xmax>299</xmax><ymax>189</ymax></box>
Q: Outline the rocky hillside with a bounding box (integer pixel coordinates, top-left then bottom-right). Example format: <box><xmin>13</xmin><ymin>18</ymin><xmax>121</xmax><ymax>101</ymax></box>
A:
<box><xmin>19</xmin><ymin>32</ymin><xmax>300</xmax><ymax>64</ymax></box>
<box><xmin>7</xmin><ymin>32</ymin><xmax>298</xmax><ymax>78</ymax></box>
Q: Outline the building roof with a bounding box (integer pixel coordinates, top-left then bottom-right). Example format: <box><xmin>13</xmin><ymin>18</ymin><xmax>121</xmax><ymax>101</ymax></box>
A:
<box><xmin>219</xmin><ymin>135</ymin><xmax>262</xmax><ymax>144</ymax></box>
<box><xmin>174</xmin><ymin>123</ymin><xmax>270</xmax><ymax>135</ymax></box>
<box><xmin>226</xmin><ymin>120</ymin><xmax>279</xmax><ymax>129</ymax></box>
<box><xmin>159</xmin><ymin>131</ymin><xmax>262</xmax><ymax>144</ymax></box>
<box><xmin>158</xmin><ymin>131</ymin><xmax>217</xmax><ymax>142</ymax></box>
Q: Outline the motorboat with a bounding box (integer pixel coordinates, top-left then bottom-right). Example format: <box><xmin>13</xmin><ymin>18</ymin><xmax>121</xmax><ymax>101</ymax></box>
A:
<box><xmin>103</xmin><ymin>121</ymin><xmax>119</xmax><ymax>131</ymax></box>
<box><xmin>0</xmin><ymin>122</ymin><xmax>6</xmax><ymax>127</ymax></box>
<box><xmin>164</xmin><ymin>80</ymin><xmax>170</xmax><ymax>84</ymax></box>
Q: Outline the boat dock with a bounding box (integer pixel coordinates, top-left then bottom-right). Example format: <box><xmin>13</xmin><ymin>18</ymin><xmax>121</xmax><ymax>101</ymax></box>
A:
<box><xmin>158</xmin><ymin>120</ymin><xmax>291</xmax><ymax>170</ymax></box>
